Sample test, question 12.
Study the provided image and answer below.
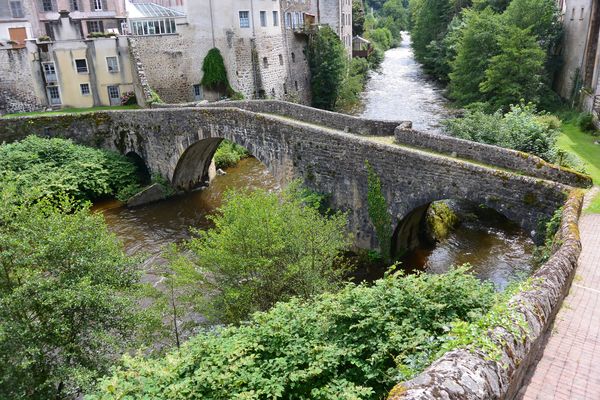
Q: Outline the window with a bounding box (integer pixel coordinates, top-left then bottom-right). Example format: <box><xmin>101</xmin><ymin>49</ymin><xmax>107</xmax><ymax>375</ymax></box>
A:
<box><xmin>260</xmin><ymin>11</ymin><xmax>267</xmax><ymax>27</ymax></box>
<box><xmin>80</xmin><ymin>83</ymin><xmax>90</xmax><ymax>95</ymax></box>
<box><xmin>294</xmin><ymin>80</ymin><xmax>298</xmax><ymax>90</ymax></box>
<box><xmin>47</xmin><ymin>86</ymin><xmax>61</xmax><ymax>105</ymax></box>
<box><xmin>285</xmin><ymin>12</ymin><xmax>291</xmax><ymax>28</ymax></box>
<box><xmin>262</xmin><ymin>56</ymin><xmax>268</xmax><ymax>68</ymax></box>
<box><xmin>580</xmin><ymin>7</ymin><xmax>585</xmax><ymax>20</ymax></box>
<box><xmin>87</xmin><ymin>20</ymin><xmax>104</xmax><ymax>33</ymax></box>
<box><xmin>75</xmin><ymin>58</ymin><xmax>88</xmax><ymax>73</ymax></box>
<box><xmin>278</xmin><ymin>54</ymin><xmax>283</xmax><ymax>65</ymax></box>
<box><xmin>41</xmin><ymin>0</ymin><xmax>53</xmax><ymax>12</ymax></box>
<box><xmin>42</xmin><ymin>62</ymin><xmax>57</xmax><ymax>82</ymax></box>
<box><xmin>273</xmin><ymin>11</ymin><xmax>278</xmax><ymax>26</ymax></box>
<box><xmin>571</xmin><ymin>7</ymin><xmax>575</xmax><ymax>20</ymax></box>
<box><xmin>291</xmin><ymin>52</ymin><xmax>295</xmax><ymax>62</ymax></box>
<box><xmin>10</xmin><ymin>1</ymin><xmax>24</xmax><ymax>18</ymax></box>
<box><xmin>129</xmin><ymin>19</ymin><xmax>176</xmax><ymax>36</ymax></box>
<box><xmin>70</xmin><ymin>0</ymin><xmax>79</xmax><ymax>11</ymax></box>
<box><xmin>193</xmin><ymin>84</ymin><xmax>203</xmax><ymax>100</ymax></box>
<box><xmin>239</xmin><ymin>11</ymin><xmax>250</xmax><ymax>28</ymax></box>
<box><xmin>93</xmin><ymin>0</ymin><xmax>103</xmax><ymax>11</ymax></box>
<box><xmin>106</xmin><ymin>56</ymin><xmax>119</xmax><ymax>72</ymax></box>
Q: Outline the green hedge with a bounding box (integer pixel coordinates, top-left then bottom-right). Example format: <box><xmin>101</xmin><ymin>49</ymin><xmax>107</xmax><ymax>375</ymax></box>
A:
<box><xmin>90</xmin><ymin>267</ymin><xmax>496</xmax><ymax>399</ymax></box>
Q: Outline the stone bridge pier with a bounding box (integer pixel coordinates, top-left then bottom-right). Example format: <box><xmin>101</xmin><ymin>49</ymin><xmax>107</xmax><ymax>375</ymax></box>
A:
<box><xmin>0</xmin><ymin>101</ymin><xmax>588</xmax><ymax>252</ymax></box>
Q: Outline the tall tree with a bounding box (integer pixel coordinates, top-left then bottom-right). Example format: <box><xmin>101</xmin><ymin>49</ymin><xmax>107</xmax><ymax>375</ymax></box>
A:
<box><xmin>410</xmin><ymin>0</ymin><xmax>452</xmax><ymax>64</ymax></box>
<box><xmin>480</xmin><ymin>25</ymin><xmax>546</xmax><ymax>110</ymax></box>
<box><xmin>448</xmin><ymin>8</ymin><xmax>502</xmax><ymax>105</ymax></box>
<box><xmin>352</xmin><ymin>0</ymin><xmax>366</xmax><ymax>36</ymax></box>
<box><xmin>309</xmin><ymin>26</ymin><xmax>347</xmax><ymax>110</ymax></box>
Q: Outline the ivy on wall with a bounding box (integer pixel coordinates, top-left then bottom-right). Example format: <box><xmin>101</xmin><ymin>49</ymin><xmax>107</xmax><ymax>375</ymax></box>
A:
<box><xmin>365</xmin><ymin>160</ymin><xmax>393</xmax><ymax>261</ymax></box>
<box><xmin>200</xmin><ymin>48</ymin><xmax>234</xmax><ymax>95</ymax></box>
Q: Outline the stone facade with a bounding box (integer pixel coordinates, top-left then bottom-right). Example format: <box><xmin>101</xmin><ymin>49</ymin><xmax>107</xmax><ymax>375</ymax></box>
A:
<box><xmin>555</xmin><ymin>0</ymin><xmax>600</xmax><ymax>119</ymax></box>
<box><xmin>0</xmin><ymin>105</ymin><xmax>574</xmax><ymax>250</ymax></box>
<box><xmin>0</xmin><ymin>47</ymin><xmax>42</xmax><ymax>114</ymax></box>
<box><xmin>389</xmin><ymin>189</ymin><xmax>584</xmax><ymax>400</ymax></box>
<box><xmin>131</xmin><ymin>0</ymin><xmax>312</xmax><ymax>104</ymax></box>
<box><xmin>319</xmin><ymin>0</ymin><xmax>352</xmax><ymax>55</ymax></box>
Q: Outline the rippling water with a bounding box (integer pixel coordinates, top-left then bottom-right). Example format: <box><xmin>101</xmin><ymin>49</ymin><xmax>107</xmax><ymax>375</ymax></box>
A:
<box><xmin>360</xmin><ymin>33</ymin><xmax>451</xmax><ymax>132</ymax></box>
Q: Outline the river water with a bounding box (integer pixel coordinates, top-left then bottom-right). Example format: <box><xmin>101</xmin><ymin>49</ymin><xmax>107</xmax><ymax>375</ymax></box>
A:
<box><xmin>360</xmin><ymin>33</ymin><xmax>452</xmax><ymax>132</ymax></box>
<box><xmin>96</xmin><ymin>34</ymin><xmax>535</xmax><ymax>289</ymax></box>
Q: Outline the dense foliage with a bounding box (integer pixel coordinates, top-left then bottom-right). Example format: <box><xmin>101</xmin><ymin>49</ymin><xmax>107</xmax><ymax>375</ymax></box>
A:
<box><xmin>90</xmin><ymin>268</ymin><xmax>497</xmax><ymax>399</ymax></box>
<box><xmin>443</xmin><ymin>103</ymin><xmax>560</xmax><ymax>161</ymax></box>
<box><xmin>213</xmin><ymin>139</ymin><xmax>250</xmax><ymax>169</ymax></box>
<box><xmin>0</xmin><ymin>136</ymin><xmax>144</xmax><ymax>204</ymax></box>
<box><xmin>0</xmin><ymin>188</ymin><xmax>144</xmax><ymax>399</ymax></box>
<box><xmin>183</xmin><ymin>184</ymin><xmax>351</xmax><ymax>324</ymax></box>
<box><xmin>309</xmin><ymin>26</ymin><xmax>348</xmax><ymax>110</ymax></box>
<box><xmin>411</xmin><ymin>0</ymin><xmax>561</xmax><ymax>111</ymax></box>
<box><xmin>200</xmin><ymin>48</ymin><xmax>233</xmax><ymax>95</ymax></box>
<box><xmin>365</xmin><ymin>161</ymin><xmax>393</xmax><ymax>261</ymax></box>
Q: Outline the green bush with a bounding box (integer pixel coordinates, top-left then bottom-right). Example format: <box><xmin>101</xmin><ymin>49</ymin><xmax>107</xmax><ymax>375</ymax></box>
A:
<box><xmin>0</xmin><ymin>136</ymin><xmax>143</xmax><ymax>205</ymax></box>
<box><xmin>309</xmin><ymin>26</ymin><xmax>347</xmax><ymax>110</ymax></box>
<box><xmin>213</xmin><ymin>139</ymin><xmax>249</xmax><ymax>169</ymax></box>
<box><xmin>443</xmin><ymin>103</ymin><xmax>560</xmax><ymax>161</ymax></box>
<box><xmin>201</xmin><ymin>48</ymin><xmax>233</xmax><ymax>94</ymax></box>
<box><xmin>0</xmin><ymin>189</ymin><xmax>144</xmax><ymax>399</ymax></box>
<box><xmin>576</xmin><ymin>112</ymin><xmax>596</xmax><ymax>133</ymax></box>
<box><xmin>90</xmin><ymin>267</ymin><xmax>497</xmax><ymax>400</ymax></box>
<box><xmin>184</xmin><ymin>184</ymin><xmax>351</xmax><ymax>324</ymax></box>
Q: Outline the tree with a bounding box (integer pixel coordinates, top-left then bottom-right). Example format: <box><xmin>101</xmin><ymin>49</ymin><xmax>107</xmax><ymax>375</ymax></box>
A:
<box><xmin>480</xmin><ymin>25</ymin><xmax>546</xmax><ymax>110</ymax></box>
<box><xmin>352</xmin><ymin>0</ymin><xmax>366</xmax><ymax>36</ymax></box>
<box><xmin>185</xmin><ymin>184</ymin><xmax>351</xmax><ymax>324</ymax></box>
<box><xmin>410</xmin><ymin>0</ymin><xmax>453</xmax><ymax>64</ymax></box>
<box><xmin>366</xmin><ymin>27</ymin><xmax>394</xmax><ymax>50</ymax></box>
<box><xmin>0</xmin><ymin>189</ymin><xmax>144</xmax><ymax>399</ymax></box>
<box><xmin>448</xmin><ymin>8</ymin><xmax>502</xmax><ymax>105</ymax></box>
<box><xmin>309</xmin><ymin>26</ymin><xmax>348</xmax><ymax>110</ymax></box>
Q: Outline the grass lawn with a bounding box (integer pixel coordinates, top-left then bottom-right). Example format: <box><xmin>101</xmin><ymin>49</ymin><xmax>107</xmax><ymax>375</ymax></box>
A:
<box><xmin>1</xmin><ymin>104</ymin><xmax>140</xmax><ymax>119</ymax></box>
<box><xmin>557</xmin><ymin>122</ymin><xmax>600</xmax><ymax>213</ymax></box>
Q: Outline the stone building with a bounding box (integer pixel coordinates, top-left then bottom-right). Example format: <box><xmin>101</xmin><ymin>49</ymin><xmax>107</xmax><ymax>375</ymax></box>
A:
<box><xmin>31</xmin><ymin>0</ymin><xmax>127</xmax><ymax>39</ymax></box>
<box><xmin>318</xmin><ymin>0</ymin><xmax>352</xmax><ymax>56</ymax></box>
<box><xmin>129</xmin><ymin>0</ymin><xmax>313</xmax><ymax>103</ymax></box>
<box><xmin>556</xmin><ymin>0</ymin><xmax>600</xmax><ymax>116</ymax></box>
<box><xmin>0</xmin><ymin>0</ymin><xmax>38</xmax><ymax>46</ymax></box>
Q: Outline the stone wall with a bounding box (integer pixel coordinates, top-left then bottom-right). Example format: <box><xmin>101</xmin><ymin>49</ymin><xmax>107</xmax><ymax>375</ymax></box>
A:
<box><xmin>156</xmin><ymin>99</ymin><xmax>406</xmax><ymax>136</ymax></box>
<box><xmin>389</xmin><ymin>189</ymin><xmax>584</xmax><ymax>400</ymax></box>
<box><xmin>394</xmin><ymin>126</ymin><xmax>592</xmax><ymax>188</ymax></box>
<box><xmin>0</xmin><ymin>107</ymin><xmax>569</xmax><ymax>250</ymax></box>
<box><xmin>0</xmin><ymin>47</ymin><xmax>43</xmax><ymax>115</ymax></box>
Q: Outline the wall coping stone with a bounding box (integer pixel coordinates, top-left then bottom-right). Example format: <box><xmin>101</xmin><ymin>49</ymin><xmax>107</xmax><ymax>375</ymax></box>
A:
<box><xmin>153</xmin><ymin>99</ymin><xmax>408</xmax><ymax>136</ymax></box>
<box><xmin>394</xmin><ymin>127</ymin><xmax>592</xmax><ymax>189</ymax></box>
<box><xmin>389</xmin><ymin>189</ymin><xmax>585</xmax><ymax>400</ymax></box>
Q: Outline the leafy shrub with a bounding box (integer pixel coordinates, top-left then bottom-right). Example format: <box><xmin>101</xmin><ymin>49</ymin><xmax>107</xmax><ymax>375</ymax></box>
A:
<box><xmin>443</xmin><ymin>103</ymin><xmax>559</xmax><ymax>161</ymax></box>
<box><xmin>120</xmin><ymin>91</ymin><xmax>137</xmax><ymax>106</ymax></box>
<box><xmin>534</xmin><ymin>207</ymin><xmax>563</xmax><ymax>265</ymax></box>
<box><xmin>0</xmin><ymin>189</ymin><xmax>144</xmax><ymax>399</ymax></box>
<box><xmin>366</xmin><ymin>27</ymin><xmax>394</xmax><ymax>51</ymax></box>
<box><xmin>0</xmin><ymin>136</ymin><xmax>143</xmax><ymax>204</ymax></box>
<box><xmin>201</xmin><ymin>47</ymin><xmax>233</xmax><ymax>94</ymax></box>
<box><xmin>147</xmin><ymin>89</ymin><xmax>163</xmax><ymax>105</ymax></box>
<box><xmin>365</xmin><ymin>161</ymin><xmax>392</xmax><ymax>261</ymax></box>
<box><xmin>576</xmin><ymin>112</ymin><xmax>596</xmax><ymax>133</ymax></box>
<box><xmin>90</xmin><ymin>267</ymin><xmax>497</xmax><ymax>400</ymax></box>
<box><xmin>309</xmin><ymin>26</ymin><xmax>347</xmax><ymax>110</ymax></box>
<box><xmin>213</xmin><ymin>139</ymin><xmax>249</xmax><ymax>169</ymax></box>
<box><xmin>184</xmin><ymin>184</ymin><xmax>351</xmax><ymax>324</ymax></box>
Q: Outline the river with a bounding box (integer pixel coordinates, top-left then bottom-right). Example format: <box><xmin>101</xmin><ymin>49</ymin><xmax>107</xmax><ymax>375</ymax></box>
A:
<box><xmin>360</xmin><ymin>33</ymin><xmax>452</xmax><ymax>132</ymax></box>
<box><xmin>96</xmin><ymin>34</ymin><xmax>535</xmax><ymax>290</ymax></box>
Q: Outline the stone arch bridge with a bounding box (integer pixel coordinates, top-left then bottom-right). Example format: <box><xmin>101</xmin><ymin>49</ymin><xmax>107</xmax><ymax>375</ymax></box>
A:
<box><xmin>0</xmin><ymin>100</ymin><xmax>590</xmax><ymax>251</ymax></box>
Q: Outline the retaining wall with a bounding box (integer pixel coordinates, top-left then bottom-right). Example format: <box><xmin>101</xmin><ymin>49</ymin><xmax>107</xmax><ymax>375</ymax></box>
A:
<box><xmin>394</xmin><ymin>127</ymin><xmax>592</xmax><ymax>188</ymax></box>
<box><xmin>389</xmin><ymin>189</ymin><xmax>585</xmax><ymax>400</ymax></box>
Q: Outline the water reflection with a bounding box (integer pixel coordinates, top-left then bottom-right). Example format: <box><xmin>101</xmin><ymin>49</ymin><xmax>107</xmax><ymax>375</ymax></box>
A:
<box><xmin>94</xmin><ymin>157</ymin><xmax>278</xmax><ymax>256</ymax></box>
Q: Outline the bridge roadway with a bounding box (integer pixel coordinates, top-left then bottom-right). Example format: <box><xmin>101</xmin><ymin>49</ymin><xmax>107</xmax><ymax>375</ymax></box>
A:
<box><xmin>0</xmin><ymin>100</ymin><xmax>590</xmax><ymax>252</ymax></box>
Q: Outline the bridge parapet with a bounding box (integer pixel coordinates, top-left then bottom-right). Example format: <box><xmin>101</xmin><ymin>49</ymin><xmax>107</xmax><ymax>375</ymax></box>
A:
<box><xmin>154</xmin><ymin>100</ymin><xmax>406</xmax><ymax>137</ymax></box>
<box><xmin>395</xmin><ymin>126</ymin><xmax>592</xmax><ymax>188</ymax></box>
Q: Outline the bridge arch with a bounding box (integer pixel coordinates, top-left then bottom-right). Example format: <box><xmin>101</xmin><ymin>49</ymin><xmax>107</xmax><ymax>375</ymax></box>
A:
<box><xmin>390</xmin><ymin>191</ymin><xmax>540</xmax><ymax>258</ymax></box>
